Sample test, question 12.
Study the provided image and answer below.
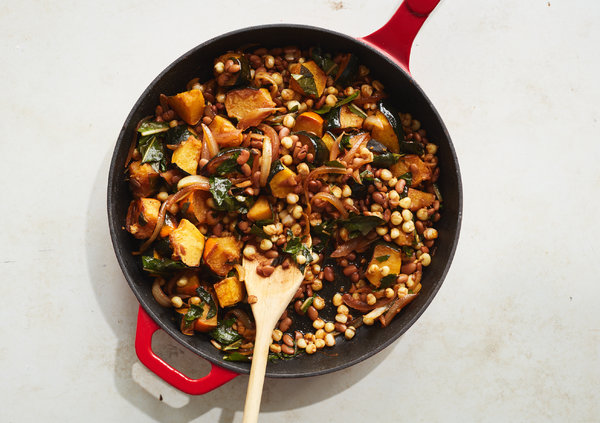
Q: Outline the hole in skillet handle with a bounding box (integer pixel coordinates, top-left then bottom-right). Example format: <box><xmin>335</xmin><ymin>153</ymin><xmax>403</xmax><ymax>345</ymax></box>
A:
<box><xmin>135</xmin><ymin>306</ymin><xmax>238</xmax><ymax>395</ymax></box>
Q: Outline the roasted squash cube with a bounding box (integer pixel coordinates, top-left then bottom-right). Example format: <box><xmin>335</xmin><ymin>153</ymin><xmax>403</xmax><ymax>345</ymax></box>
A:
<box><xmin>126</xmin><ymin>198</ymin><xmax>161</xmax><ymax>239</ymax></box>
<box><xmin>293</xmin><ymin>112</ymin><xmax>324</xmax><ymax>137</ymax></box>
<box><xmin>202</xmin><ymin>236</ymin><xmax>243</xmax><ymax>276</ymax></box>
<box><xmin>391</xmin><ymin>155</ymin><xmax>431</xmax><ymax>186</ymax></box>
<box><xmin>289</xmin><ymin>61</ymin><xmax>327</xmax><ymax>98</ymax></box>
<box><xmin>214</xmin><ymin>276</ymin><xmax>245</xmax><ymax>308</ymax></box>
<box><xmin>191</xmin><ymin>190</ymin><xmax>211</xmax><ymax>224</ymax></box>
<box><xmin>366</xmin><ymin>244</ymin><xmax>402</xmax><ymax>288</ymax></box>
<box><xmin>174</xmin><ymin>272</ymin><xmax>201</xmax><ymax>296</ymax></box>
<box><xmin>168</xmin><ymin>89</ymin><xmax>205</xmax><ymax>126</ymax></box>
<box><xmin>169</xmin><ymin>219</ymin><xmax>205</xmax><ymax>267</ymax></box>
<box><xmin>371</xmin><ymin>110</ymin><xmax>400</xmax><ymax>153</ymax></box>
<box><xmin>172</xmin><ymin>134</ymin><xmax>202</xmax><ymax>175</ymax></box>
<box><xmin>407</xmin><ymin>188</ymin><xmax>436</xmax><ymax>211</ymax></box>
<box><xmin>209</xmin><ymin>115</ymin><xmax>243</xmax><ymax>147</ymax></box>
<box><xmin>339</xmin><ymin>105</ymin><xmax>364</xmax><ymax>129</ymax></box>
<box><xmin>269</xmin><ymin>164</ymin><xmax>297</xmax><ymax>199</ymax></box>
<box><xmin>128</xmin><ymin>161</ymin><xmax>159</xmax><ymax>198</ymax></box>
<box><xmin>247</xmin><ymin>196</ymin><xmax>272</xmax><ymax>221</ymax></box>
<box><xmin>225</xmin><ymin>88</ymin><xmax>276</xmax><ymax>130</ymax></box>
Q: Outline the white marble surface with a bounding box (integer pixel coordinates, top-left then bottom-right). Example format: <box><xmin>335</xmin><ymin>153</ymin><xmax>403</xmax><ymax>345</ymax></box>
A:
<box><xmin>1</xmin><ymin>0</ymin><xmax>599</xmax><ymax>421</ymax></box>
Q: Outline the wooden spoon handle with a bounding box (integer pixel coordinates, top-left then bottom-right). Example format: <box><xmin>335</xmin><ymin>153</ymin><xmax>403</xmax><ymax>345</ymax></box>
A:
<box><xmin>242</xmin><ymin>324</ymin><xmax>272</xmax><ymax>423</ymax></box>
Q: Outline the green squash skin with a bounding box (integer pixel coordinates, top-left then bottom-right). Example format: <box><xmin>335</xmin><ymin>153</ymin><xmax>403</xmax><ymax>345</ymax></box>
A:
<box><xmin>335</xmin><ymin>54</ymin><xmax>359</xmax><ymax>85</ymax></box>
<box><xmin>294</xmin><ymin>131</ymin><xmax>329</xmax><ymax>165</ymax></box>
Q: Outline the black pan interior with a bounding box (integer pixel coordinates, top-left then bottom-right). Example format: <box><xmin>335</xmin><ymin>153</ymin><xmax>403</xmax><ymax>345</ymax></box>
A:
<box><xmin>107</xmin><ymin>24</ymin><xmax>462</xmax><ymax>378</ymax></box>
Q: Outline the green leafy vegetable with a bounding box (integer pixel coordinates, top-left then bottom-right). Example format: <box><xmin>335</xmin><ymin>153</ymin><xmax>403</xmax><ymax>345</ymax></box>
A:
<box><xmin>291</xmin><ymin>66</ymin><xmax>318</xmax><ymax>96</ymax></box>
<box><xmin>311</xmin><ymin>47</ymin><xmax>338</xmax><ymax>75</ymax></box>
<box><xmin>375</xmin><ymin>255</ymin><xmax>390</xmax><ymax>263</ymax></box>
<box><xmin>399</xmin><ymin>140</ymin><xmax>425</xmax><ymax>155</ymax></box>
<box><xmin>347</xmin><ymin>103</ymin><xmax>367</xmax><ymax>119</ymax></box>
<box><xmin>209</xmin><ymin>176</ymin><xmax>252</xmax><ymax>213</ymax></box>
<box><xmin>380</xmin><ymin>274</ymin><xmax>398</xmax><ymax>289</ymax></box>
<box><xmin>184</xmin><ymin>304</ymin><xmax>205</xmax><ymax>322</ymax></box>
<box><xmin>313</xmin><ymin>91</ymin><xmax>359</xmax><ymax>115</ymax></box>
<box><xmin>141</xmin><ymin>256</ymin><xmax>186</xmax><ymax>274</ymax></box>
<box><xmin>223</xmin><ymin>352</ymin><xmax>251</xmax><ymax>362</ymax></box>
<box><xmin>433</xmin><ymin>183</ymin><xmax>443</xmax><ymax>202</ymax></box>
<box><xmin>222</xmin><ymin>339</ymin><xmax>243</xmax><ymax>351</ymax></box>
<box><xmin>164</xmin><ymin>125</ymin><xmax>193</xmax><ymax>145</ymax></box>
<box><xmin>339</xmin><ymin>134</ymin><xmax>352</xmax><ymax>149</ymax></box>
<box><xmin>323</xmin><ymin>160</ymin><xmax>346</xmax><ymax>168</ymax></box>
<box><xmin>196</xmin><ymin>287</ymin><xmax>217</xmax><ymax>319</ymax></box>
<box><xmin>401</xmin><ymin>246</ymin><xmax>415</xmax><ymax>257</ymax></box>
<box><xmin>300</xmin><ymin>295</ymin><xmax>315</xmax><ymax>313</ymax></box>
<box><xmin>398</xmin><ymin>172</ymin><xmax>412</xmax><ymax>186</ymax></box>
<box><xmin>283</xmin><ymin>230</ymin><xmax>313</xmax><ymax>272</ymax></box>
<box><xmin>210</xmin><ymin>318</ymin><xmax>242</xmax><ymax>345</ymax></box>
<box><xmin>138</xmin><ymin>121</ymin><xmax>170</xmax><ymax>136</ymax></box>
<box><xmin>339</xmin><ymin>214</ymin><xmax>385</xmax><ymax>238</ymax></box>
<box><xmin>138</xmin><ymin>135</ymin><xmax>167</xmax><ymax>172</ymax></box>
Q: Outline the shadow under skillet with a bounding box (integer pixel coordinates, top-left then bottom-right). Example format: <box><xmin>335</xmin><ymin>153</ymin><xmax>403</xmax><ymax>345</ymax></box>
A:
<box><xmin>87</xmin><ymin>149</ymin><xmax>394</xmax><ymax>423</ymax></box>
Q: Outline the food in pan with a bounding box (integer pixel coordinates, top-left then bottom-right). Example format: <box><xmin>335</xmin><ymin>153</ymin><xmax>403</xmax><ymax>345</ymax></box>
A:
<box><xmin>124</xmin><ymin>46</ymin><xmax>442</xmax><ymax>361</ymax></box>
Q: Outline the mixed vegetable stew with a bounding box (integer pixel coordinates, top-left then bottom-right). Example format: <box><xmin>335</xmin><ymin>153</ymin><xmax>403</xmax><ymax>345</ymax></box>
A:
<box><xmin>125</xmin><ymin>46</ymin><xmax>442</xmax><ymax>361</ymax></box>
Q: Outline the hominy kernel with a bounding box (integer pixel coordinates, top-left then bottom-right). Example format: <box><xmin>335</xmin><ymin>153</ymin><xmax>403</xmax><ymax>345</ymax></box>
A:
<box><xmin>416</xmin><ymin>208</ymin><xmax>429</xmax><ymax>220</ymax></box>
<box><xmin>176</xmin><ymin>276</ymin><xmax>188</xmax><ymax>287</ymax></box>
<box><xmin>305</xmin><ymin>343</ymin><xmax>317</xmax><ymax>354</ymax></box>
<box><xmin>380</xmin><ymin>266</ymin><xmax>390</xmax><ymax>277</ymax></box>
<box><xmin>342</xmin><ymin>185</ymin><xmax>352</xmax><ymax>197</ymax></box>
<box><xmin>388</xmin><ymin>177</ymin><xmax>398</xmax><ymax>187</ymax></box>
<box><xmin>368</xmin><ymin>263</ymin><xmax>379</xmax><ymax>274</ymax></box>
<box><xmin>332</xmin><ymin>293</ymin><xmax>343</xmax><ymax>307</ymax></box>
<box><xmin>264</xmin><ymin>55</ymin><xmax>275</xmax><ymax>68</ymax></box>
<box><xmin>376</xmin><ymin>226</ymin><xmax>388</xmax><ymax>236</ymax></box>
<box><xmin>335</xmin><ymin>314</ymin><xmax>348</xmax><ymax>324</ymax></box>
<box><xmin>324</xmin><ymin>322</ymin><xmax>335</xmax><ymax>333</ymax></box>
<box><xmin>157</xmin><ymin>191</ymin><xmax>169</xmax><ymax>202</ymax></box>
<box><xmin>366</xmin><ymin>293</ymin><xmax>376</xmax><ymax>305</ymax></box>
<box><xmin>390</xmin><ymin>228</ymin><xmax>400</xmax><ymax>240</ymax></box>
<box><xmin>214</xmin><ymin>61</ymin><xmax>225</xmax><ymax>73</ymax></box>
<box><xmin>286</xmin><ymin>192</ymin><xmax>299</xmax><ymax>205</ymax></box>
<box><xmin>361</xmin><ymin>84</ymin><xmax>373</xmax><ymax>97</ymax></box>
<box><xmin>171</xmin><ymin>296</ymin><xmax>183</xmax><ymax>308</ymax></box>
<box><xmin>281</xmin><ymin>89</ymin><xmax>295</xmax><ymax>101</ymax></box>
<box><xmin>402</xmin><ymin>209</ymin><xmax>413</xmax><ymax>221</ymax></box>
<box><xmin>283</xmin><ymin>115</ymin><xmax>295</xmax><ymax>128</ymax></box>
<box><xmin>423</xmin><ymin>228</ymin><xmax>439</xmax><ymax>240</ymax></box>
<box><xmin>337</xmin><ymin>304</ymin><xmax>349</xmax><ymax>314</ymax></box>
<box><xmin>313</xmin><ymin>296</ymin><xmax>325</xmax><ymax>310</ymax></box>
<box><xmin>190</xmin><ymin>296</ymin><xmax>201</xmax><ymax>305</ymax></box>
<box><xmin>260</xmin><ymin>239</ymin><xmax>273</xmax><ymax>250</ymax></box>
<box><xmin>325</xmin><ymin>333</ymin><xmax>336</xmax><ymax>347</ymax></box>
<box><xmin>269</xmin><ymin>344</ymin><xmax>282</xmax><ymax>353</ymax></box>
<box><xmin>315</xmin><ymin>339</ymin><xmax>326</xmax><ymax>349</ymax></box>
<box><xmin>426</xmin><ymin>143</ymin><xmax>438</xmax><ymax>154</ymax></box>
<box><xmin>315</xmin><ymin>329</ymin><xmax>325</xmax><ymax>339</ymax></box>
<box><xmin>420</xmin><ymin>253</ymin><xmax>432</xmax><ymax>266</ymax></box>
<box><xmin>380</xmin><ymin>169</ymin><xmax>392</xmax><ymax>181</ymax></box>
<box><xmin>399</xmin><ymin>196</ymin><xmax>412</xmax><ymax>209</ymax></box>
<box><xmin>297</xmin><ymin>163</ymin><xmax>310</xmax><ymax>175</ymax></box>
<box><xmin>388</xmin><ymin>190</ymin><xmax>400</xmax><ymax>201</ymax></box>
<box><xmin>331</xmin><ymin>186</ymin><xmax>342</xmax><ymax>198</ymax></box>
<box><xmin>243</xmin><ymin>245</ymin><xmax>256</xmax><ymax>259</ymax></box>
<box><xmin>281</xmin><ymin>154</ymin><xmax>293</xmax><ymax>166</ymax></box>
<box><xmin>291</xmin><ymin>206</ymin><xmax>303</xmax><ymax>220</ymax></box>
<box><xmin>363</xmin><ymin>317</ymin><xmax>374</xmax><ymax>326</ymax></box>
<box><xmin>272</xmin><ymin>329</ymin><xmax>283</xmax><ymax>342</ymax></box>
<box><xmin>313</xmin><ymin>318</ymin><xmax>325</xmax><ymax>330</ymax></box>
<box><xmin>311</xmin><ymin>279</ymin><xmax>323</xmax><ymax>291</ymax></box>
<box><xmin>296</xmin><ymin>255</ymin><xmax>307</xmax><ymax>265</ymax></box>
<box><xmin>325</xmin><ymin>94</ymin><xmax>337</xmax><ymax>107</ymax></box>
<box><xmin>385</xmin><ymin>288</ymin><xmax>395</xmax><ymax>298</ymax></box>
<box><xmin>345</xmin><ymin>327</ymin><xmax>356</xmax><ymax>340</ymax></box>
<box><xmin>391</xmin><ymin>211</ymin><xmax>403</xmax><ymax>226</ymax></box>
<box><xmin>402</xmin><ymin>220</ymin><xmax>415</xmax><ymax>233</ymax></box>
<box><xmin>297</xmin><ymin>338</ymin><xmax>307</xmax><ymax>349</ymax></box>
<box><xmin>281</xmin><ymin>136</ymin><xmax>294</xmax><ymax>149</ymax></box>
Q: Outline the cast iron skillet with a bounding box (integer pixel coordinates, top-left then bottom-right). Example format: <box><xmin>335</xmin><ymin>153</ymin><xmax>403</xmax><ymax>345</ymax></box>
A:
<box><xmin>107</xmin><ymin>0</ymin><xmax>462</xmax><ymax>394</ymax></box>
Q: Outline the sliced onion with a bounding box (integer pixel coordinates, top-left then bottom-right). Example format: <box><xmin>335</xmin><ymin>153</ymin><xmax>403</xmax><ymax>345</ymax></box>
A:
<box><xmin>258</xmin><ymin>123</ymin><xmax>280</xmax><ymax>160</ymax></box>
<box><xmin>303</xmin><ymin>166</ymin><xmax>349</xmax><ymax>214</ymax></box>
<box><xmin>259</xmin><ymin>136</ymin><xmax>272</xmax><ymax>187</ymax></box>
<box><xmin>237</xmin><ymin>107</ymin><xmax>285</xmax><ymax>130</ymax></box>
<box><xmin>363</xmin><ymin>305</ymin><xmax>388</xmax><ymax>320</ymax></box>
<box><xmin>226</xmin><ymin>308</ymin><xmax>254</xmax><ymax>330</ymax></box>
<box><xmin>329</xmin><ymin>133</ymin><xmax>343</xmax><ymax>161</ymax></box>
<box><xmin>135</xmin><ymin>183</ymin><xmax>211</xmax><ymax>254</ymax></box>
<box><xmin>381</xmin><ymin>294</ymin><xmax>417</xmax><ymax>327</ymax></box>
<box><xmin>200</xmin><ymin>133</ymin><xmax>210</xmax><ymax>160</ymax></box>
<box><xmin>311</xmin><ymin>192</ymin><xmax>348</xmax><ymax>218</ymax></box>
<box><xmin>201</xmin><ymin>123</ymin><xmax>219</xmax><ymax>158</ymax></box>
<box><xmin>234</xmin><ymin>264</ymin><xmax>245</xmax><ymax>282</ymax></box>
<box><xmin>342</xmin><ymin>132</ymin><xmax>370</xmax><ymax>166</ymax></box>
<box><xmin>177</xmin><ymin>175</ymin><xmax>210</xmax><ymax>191</ymax></box>
<box><xmin>331</xmin><ymin>236</ymin><xmax>376</xmax><ymax>258</ymax></box>
<box><xmin>152</xmin><ymin>279</ymin><xmax>173</xmax><ymax>307</ymax></box>
<box><xmin>341</xmin><ymin>293</ymin><xmax>392</xmax><ymax>312</ymax></box>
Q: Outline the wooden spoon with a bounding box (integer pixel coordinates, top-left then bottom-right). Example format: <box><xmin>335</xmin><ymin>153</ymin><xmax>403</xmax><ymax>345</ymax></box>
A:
<box><xmin>241</xmin><ymin>256</ymin><xmax>306</xmax><ymax>423</ymax></box>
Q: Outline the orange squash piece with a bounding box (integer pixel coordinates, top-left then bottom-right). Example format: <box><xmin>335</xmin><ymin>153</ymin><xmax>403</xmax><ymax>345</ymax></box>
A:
<box><xmin>208</xmin><ymin>115</ymin><xmax>243</xmax><ymax>147</ymax></box>
<box><xmin>202</xmin><ymin>236</ymin><xmax>243</xmax><ymax>276</ymax></box>
<box><xmin>169</xmin><ymin>219</ymin><xmax>206</xmax><ymax>267</ymax></box>
<box><xmin>168</xmin><ymin>89</ymin><xmax>205</xmax><ymax>126</ymax></box>
<box><xmin>289</xmin><ymin>61</ymin><xmax>327</xmax><ymax>98</ymax></box>
<box><xmin>407</xmin><ymin>188</ymin><xmax>436</xmax><ymax>211</ymax></box>
<box><xmin>293</xmin><ymin>112</ymin><xmax>324</xmax><ymax>137</ymax></box>
<box><xmin>391</xmin><ymin>155</ymin><xmax>432</xmax><ymax>186</ymax></box>
<box><xmin>126</xmin><ymin>198</ymin><xmax>161</xmax><ymax>239</ymax></box>
<box><xmin>171</xmin><ymin>134</ymin><xmax>203</xmax><ymax>175</ymax></box>
<box><xmin>225</xmin><ymin>88</ymin><xmax>276</xmax><ymax>130</ymax></box>
<box><xmin>214</xmin><ymin>276</ymin><xmax>245</xmax><ymax>308</ymax></box>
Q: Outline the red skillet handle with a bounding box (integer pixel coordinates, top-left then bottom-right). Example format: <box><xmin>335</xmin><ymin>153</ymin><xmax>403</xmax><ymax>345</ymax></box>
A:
<box><xmin>361</xmin><ymin>0</ymin><xmax>441</xmax><ymax>73</ymax></box>
<box><xmin>135</xmin><ymin>306</ymin><xmax>238</xmax><ymax>395</ymax></box>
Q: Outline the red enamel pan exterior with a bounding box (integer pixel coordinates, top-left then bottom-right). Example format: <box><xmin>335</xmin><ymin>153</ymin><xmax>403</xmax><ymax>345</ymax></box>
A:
<box><xmin>108</xmin><ymin>0</ymin><xmax>462</xmax><ymax>395</ymax></box>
